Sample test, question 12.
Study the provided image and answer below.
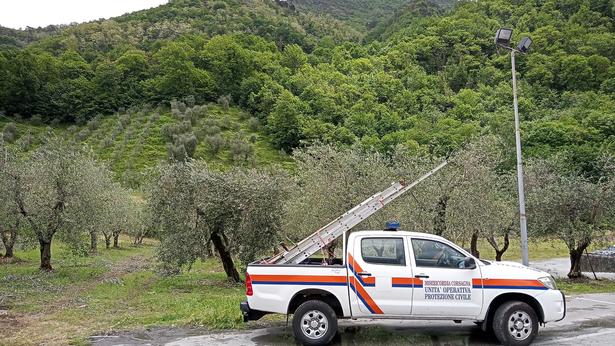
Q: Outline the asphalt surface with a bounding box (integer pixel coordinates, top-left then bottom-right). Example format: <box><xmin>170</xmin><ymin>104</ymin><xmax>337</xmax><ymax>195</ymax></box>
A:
<box><xmin>529</xmin><ymin>258</ymin><xmax>615</xmax><ymax>280</ymax></box>
<box><xmin>91</xmin><ymin>293</ymin><xmax>615</xmax><ymax>346</ymax></box>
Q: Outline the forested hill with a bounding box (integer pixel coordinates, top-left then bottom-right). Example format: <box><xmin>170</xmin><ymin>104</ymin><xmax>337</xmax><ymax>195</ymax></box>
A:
<box><xmin>1</xmin><ymin>0</ymin><xmax>614</xmax><ymax>179</ymax></box>
<box><xmin>0</xmin><ymin>0</ymin><xmax>361</xmax><ymax>50</ymax></box>
<box><xmin>291</xmin><ymin>0</ymin><xmax>453</xmax><ymax>30</ymax></box>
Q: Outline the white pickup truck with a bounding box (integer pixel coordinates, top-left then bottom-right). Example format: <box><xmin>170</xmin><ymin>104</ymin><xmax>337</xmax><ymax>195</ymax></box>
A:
<box><xmin>240</xmin><ymin>229</ymin><xmax>566</xmax><ymax>346</ymax></box>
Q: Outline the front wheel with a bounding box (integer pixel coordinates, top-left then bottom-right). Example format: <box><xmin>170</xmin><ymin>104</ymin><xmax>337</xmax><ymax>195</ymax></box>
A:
<box><xmin>492</xmin><ymin>301</ymin><xmax>539</xmax><ymax>346</ymax></box>
<box><xmin>292</xmin><ymin>300</ymin><xmax>338</xmax><ymax>346</ymax></box>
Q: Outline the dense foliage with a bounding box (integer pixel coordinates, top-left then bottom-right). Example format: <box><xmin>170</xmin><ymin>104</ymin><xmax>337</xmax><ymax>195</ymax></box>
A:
<box><xmin>1</xmin><ymin>0</ymin><xmax>615</xmax><ymax>279</ymax></box>
<box><xmin>149</xmin><ymin>162</ymin><xmax>289</xmax><ymax>281</ymax></box>
<box><xmin>1</xmin><ymin>0</ymin><xmax>613</xmax><ymax>178</ymax></box>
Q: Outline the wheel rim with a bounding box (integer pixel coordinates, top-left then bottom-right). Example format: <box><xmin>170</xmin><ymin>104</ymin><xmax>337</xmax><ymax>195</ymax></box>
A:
<box><xmin>300</xmin><ymin>309</ymin><xmax>328</xmax><ymax>340</ymax></box>
<box><xmin>507</xmin><ymin>310</ymin><xmax>533</xmax><ymax>341</ymax></box>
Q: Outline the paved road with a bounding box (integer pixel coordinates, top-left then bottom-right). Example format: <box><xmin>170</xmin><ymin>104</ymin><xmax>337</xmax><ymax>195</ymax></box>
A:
<box><xmin>91</xmin><ymin>293</ymin><xmax>615</xmax><ymax>346</ymax></box>
<box><xmin>529</xmin><ymin>258</ymin><xmax>615</xmax><ymax>280</ymax></box>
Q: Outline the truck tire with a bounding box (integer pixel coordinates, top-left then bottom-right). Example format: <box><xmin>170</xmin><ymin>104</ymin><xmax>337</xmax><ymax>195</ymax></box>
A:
<box><xmin>492</xmin><ymin>301</ymin><xmax>539</xmax><ymax>346</ymax></box>
<box><xmin>292</xmin><ymin>300</ymin><xmax>338</xmax><ymax>346</ymax></box>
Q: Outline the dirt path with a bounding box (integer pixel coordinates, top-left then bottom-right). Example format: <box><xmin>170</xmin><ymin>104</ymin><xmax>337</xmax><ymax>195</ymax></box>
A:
<box><xmin>1</xmin><ymin>252</ymin><xmax>153</xmax><ymax>346</ymax></box>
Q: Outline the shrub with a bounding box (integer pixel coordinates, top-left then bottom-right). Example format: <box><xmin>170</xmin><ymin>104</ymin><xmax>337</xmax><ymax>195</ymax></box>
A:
<box><xmin>185</xmin><ymin>95</ymin><xmax>196</xmax><ymax>108</ymax></box>
<box><xmin>119</xmin><ymin>114</ymin><xmax>131</xmax><ymax>126</ymax></box>
<box><xmin>230</xmin><ymin>138</ymin><xmax>254</xmax><ymax>162</ymax></box>
<box><xmin>18</xmin><ymin>132</ymin><xmax>35</xmax><ymax>150</ymax></box>
<box><xmin>203</xmin><ymin>125</ymin><xmax>221</xmax><ymax>136</ymax></box>
<box><xmin>220</xmin><ymin>115</ymin><xmax>232</xmax><ymax>130</ymax></box>
<box><xmin>102</xmin><ymin>137</ymin><xmax>113</xmax><ymax>149</ymax></box>
<box><xmin>3</xmin><ymin>122</ymin><xmax>18</xmax><ymax>143</ymax></box>
<box><xmin>247</xmin><ymin>117</ymin><xmax>260</xmax><ymax>132</ymax></box>
<box><xmin>76</xmin><ymin>129</ymin><xmax>90</xmax><ymax>141</ymax></box>
<box><xmin>87</xmin><ymin>117</ymin><xmax>101</xmax><ymax>131</ymax></box>
<box><xmin>205</xmin><ymin>134</ymin><xmax>225</xmax><ymax>154</ymax></box>
<box><xmin>31</xmin><ymin>114</ymin><xmax>43</xmax><ymax>125</ymax></box>
<box><xmin>217</xmin><ymin>95</ymin><xmax>231</xmax><ymax>110</ymax></box>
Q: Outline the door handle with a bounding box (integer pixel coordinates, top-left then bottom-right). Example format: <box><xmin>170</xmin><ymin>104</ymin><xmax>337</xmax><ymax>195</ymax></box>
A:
<box><xmin>357</xmin><ymin>272</ymin><xmax>372</xmax><ymax>277</ymax></box>
<box><xmin>415</xmin><ymin>274</ymin><xmax>429</xmax><ymax>278</ymax></box>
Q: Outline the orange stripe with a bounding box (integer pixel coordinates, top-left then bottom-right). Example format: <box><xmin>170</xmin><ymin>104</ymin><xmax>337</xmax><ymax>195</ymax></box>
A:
<box><xmin>347</xmin><ymin>253</ymin><xmax>364</xmax><ymax>273</ymax></box>
<box><xmin>347</xmin><ymin>253</ymin><xmax>383</xmax><ymax>314</ymax></box>
<box><xmin>481</xmin><ymin>279</ymin><xmax>545</xmax><ymax>287</ymax></box>
<box><xmin>251</xmin><ymin>275</ymin><xmax>347</xmax><ymax>283</ymax></box>
<box><xmin>392</xmin><ymin>277</ymin><xmax>422</xmax><ymax>286</ymax></box>
<box><xmin>353</xmin><ymin>279</ymin><xmax>384</xmax><ymax>314</ymax></box>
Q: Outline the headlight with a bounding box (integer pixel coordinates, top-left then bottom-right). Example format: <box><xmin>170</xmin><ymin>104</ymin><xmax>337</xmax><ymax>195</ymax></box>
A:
<box><xmin>538</xmin><ymin>276</ymin><xmax>557</xmax><ymax>290</ymax></box>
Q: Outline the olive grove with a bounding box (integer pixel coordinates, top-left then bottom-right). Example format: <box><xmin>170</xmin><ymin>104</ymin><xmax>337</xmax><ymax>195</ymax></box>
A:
<box><xmin>0</xmin><ymin>138</ymin><xmax>136</xmax><ymax>269</ymax></box>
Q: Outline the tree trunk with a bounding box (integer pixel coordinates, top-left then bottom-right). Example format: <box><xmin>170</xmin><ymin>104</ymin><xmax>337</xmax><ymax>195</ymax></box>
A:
<box><xmin>568</xmin><ymin>245</ymin><xmax>588</xmax><ymax>278</ymax></box>
<box><xmin>104</xmin><ymin>234</ymin><xmax>111</xmax><ymax>249</ymax></box>
<box><xmin>39</xmin><ymin>238</ymin><xmax>53</xmax><ymax>271</ymax></box>
<box><xmin>433</xmin><ymin>195</ymin><xmax>449</xmax><ymax>236</ymax></box>
<box><xmin>113</xmin><ymin>230</ymin><xmax>120</xmax><ymax>248</ymax></box>
<box><xmin>495</xmin><ymin>232</ymin><xmax>510</xmax><ymax>261</ymax></box>
<box><xmin>90</xmin><ymin>231</ymin><xmax>98</xmax><ymax>253</ymax></box>
<box><xmin>487</xmin><ymin>231</ymin><xmax>510</xmax><ymax>262</ymax></box>
<box><xmin>210</xmin><ymin>230</ymin><xmax>242</xmax><ymax>283</ymax></box>
<box><xmin>2</xmin><ymin>229</ymin><xmax>16</xmax><ymax>258</ymax></box>
<box><xmin>470</xmin><ymin>231</ymin><xmax>480</xmax><ymax>258</ymax></box>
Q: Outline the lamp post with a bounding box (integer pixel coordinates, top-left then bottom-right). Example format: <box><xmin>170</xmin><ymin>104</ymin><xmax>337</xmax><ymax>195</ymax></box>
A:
<box><xmin>495</xmin><ymin>29</ymin><xmax>533</xmax><ymax>266</ymax></box>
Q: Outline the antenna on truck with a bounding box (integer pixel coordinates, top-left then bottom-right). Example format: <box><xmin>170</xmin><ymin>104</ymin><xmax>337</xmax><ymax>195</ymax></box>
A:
<box><xmin>267</xmin><ymin>160</ymin><xmax>448</xmax><ymax>265</ymax></box>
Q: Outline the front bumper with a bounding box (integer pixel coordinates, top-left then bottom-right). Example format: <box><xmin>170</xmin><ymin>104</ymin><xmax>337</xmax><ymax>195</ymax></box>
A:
<box><xmin>555</xmin><ymin>290</ymin><xmax>566</xmax><ymax>322</ymax></box>
<box><xmin>240</xmin><ymin>301</ymin><xmax>270</xmax><ymax>322</ymax></box>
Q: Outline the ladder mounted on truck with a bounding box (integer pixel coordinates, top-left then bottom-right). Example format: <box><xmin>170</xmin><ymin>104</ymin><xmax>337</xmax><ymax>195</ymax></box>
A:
<box><xmin>267</xmin><ymin>160</ymin><xmax>448</xmax><ymax>264</ymax></box>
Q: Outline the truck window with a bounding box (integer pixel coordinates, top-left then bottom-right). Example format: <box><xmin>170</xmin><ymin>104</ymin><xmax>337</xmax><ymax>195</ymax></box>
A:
<box><xmin>411</xmin><ymin>238</ymin><xmax>466</xmax><ymax>268</ymax></box>
<box><xmin>361</xmin><ymin>237</ymin><xmax>406</xmax><ymax>266</ymax></box>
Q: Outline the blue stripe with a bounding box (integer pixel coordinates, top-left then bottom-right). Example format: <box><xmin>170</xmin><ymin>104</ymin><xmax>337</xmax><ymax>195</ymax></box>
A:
<box><xmin>415</xmin><ymin>284</ymin><xmax>423</xmax><ymax>288</ymax></box>
<box><xmin>392</xmin><ymin>284</ymin><xmax>413</xmax><ymax>288</ymax></box>
<box><xmin>480</xmin><ymin>285</ymin><xmax>548</xmax><ymax>290</ymax></box>
<box><xmin>252</xmin><ymin>281</ymin><xmax>346</xmax><ymax>286</ymax></box>
<box><xmin>350</xmin><ymin>282</ymin><xmax>376</xmax><ymax>314</ymax></box>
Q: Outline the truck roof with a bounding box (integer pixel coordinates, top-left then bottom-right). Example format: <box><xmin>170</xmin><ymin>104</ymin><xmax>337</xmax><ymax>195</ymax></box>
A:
<box><xmin>353</xmin><ymin>230</ymin><xmax>447</xmax><ymax>241</ymax></box>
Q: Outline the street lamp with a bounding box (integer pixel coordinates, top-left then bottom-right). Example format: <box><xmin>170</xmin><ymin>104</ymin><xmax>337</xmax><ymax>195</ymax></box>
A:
<box><xmin>495</xmin><ymin>28</ymin><xmax>532</xmax><ymax>267</ymax></box>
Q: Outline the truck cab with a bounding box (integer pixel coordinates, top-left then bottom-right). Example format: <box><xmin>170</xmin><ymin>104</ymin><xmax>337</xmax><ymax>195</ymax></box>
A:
<box><xmin>241</xmin><ymin>230</ymin><xmax>566</xmax><ymax>346</ymax></box>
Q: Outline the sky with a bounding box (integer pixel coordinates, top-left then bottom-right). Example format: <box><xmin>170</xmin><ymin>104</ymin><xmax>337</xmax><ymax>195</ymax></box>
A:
<box><xmin>0</xmin><ymin>0</ymin><xmax>169</xmax><ymax>29</ymax></box>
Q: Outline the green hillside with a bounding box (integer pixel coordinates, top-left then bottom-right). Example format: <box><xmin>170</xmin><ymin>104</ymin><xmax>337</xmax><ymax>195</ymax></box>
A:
<box><xmin>1</xmin><ymin>0</ymin><xmax>614</xmax><ymax>179</ymax></box>
<box><xmin>0</xmin><ymin>102</ymin><xmax>288</xmax><ymax>186</ymax></box>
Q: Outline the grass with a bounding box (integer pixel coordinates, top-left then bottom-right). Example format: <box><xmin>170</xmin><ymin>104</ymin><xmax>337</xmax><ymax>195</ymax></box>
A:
<box><xmin>556</xmin><ymin>278</ymin><xmax>615</xmax><ymax>295</ymax></box>
<box><xmin>0</xmin><ymin>237</ymin><xmax>247</xmax><ymax>345</ymax></box>
<box><xmin>474</xmin><ymin>237</ymin><xmax>570</xmax><ymax>262</ymax></box>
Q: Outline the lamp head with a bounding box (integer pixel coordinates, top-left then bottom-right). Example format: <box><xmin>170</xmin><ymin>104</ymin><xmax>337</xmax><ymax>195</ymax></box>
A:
<box><xmin>494</xmin><ymin>28</ymin><xmax>513</xmax><ymax>47</ymax></box>
<box><xmin>517</xmin><ymin>37</ymin><xmax>532</xmax><ymax>53</ymax></box>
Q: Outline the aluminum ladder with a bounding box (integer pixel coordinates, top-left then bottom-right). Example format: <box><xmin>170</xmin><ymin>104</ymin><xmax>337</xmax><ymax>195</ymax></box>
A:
<box><xmin>269</xmin><ymin>160</ymin><xmax>448</xmax><ymax>264</ymax></box>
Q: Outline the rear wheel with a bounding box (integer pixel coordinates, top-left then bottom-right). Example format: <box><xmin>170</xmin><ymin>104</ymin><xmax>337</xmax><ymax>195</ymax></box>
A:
<box><xmin>292</xmin><ymin>300</ymin><xmax>338</xmax><ymax>346</ymax></box>
<box><xmin>492</xmin><ymin>301</ymin><xmax>539</xmax><ymax>346</ymax></box>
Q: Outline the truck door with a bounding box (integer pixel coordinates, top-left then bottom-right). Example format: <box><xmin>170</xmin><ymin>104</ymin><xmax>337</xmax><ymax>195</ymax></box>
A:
<box><xmin>409</xmin><ymin>238</ymin><xmax>483</xmax><ymax>318</ymax></box>
<box><xmin>348</xmin><ymin>235</ymin><xmax>413</xmax><ymax>316</ymax></box>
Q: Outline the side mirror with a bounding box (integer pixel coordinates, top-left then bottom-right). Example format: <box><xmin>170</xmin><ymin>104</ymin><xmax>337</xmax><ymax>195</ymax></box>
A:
<box><xmin>458</xmin><ymin>257</ymin><xmax>476</xmax><ymax>270</ymax></box>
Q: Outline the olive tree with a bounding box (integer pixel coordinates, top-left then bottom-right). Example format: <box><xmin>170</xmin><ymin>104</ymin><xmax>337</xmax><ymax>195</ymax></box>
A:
<box><xmin>6</xmin><ymin>138</ymin><xmax>111</xmax><ymax>270</ymax></box>
<box><xmin>150</xmin><ymin>162</ymin><xmax>289</xmax><ymax>282</ymax></box>
<box><xmin>526</xmin><ymin>157</ymin><xmax>615</xmax><ymax>278</ymax></box>
<box><xmin>445</xmin><ymin>137</ymin><xmax>516</xmax><ymax>259</ymax></box>
<box><xmin>0</xmin><ymin>143</ymin><xmax>22</xmax><ymax>258</ymax></box>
